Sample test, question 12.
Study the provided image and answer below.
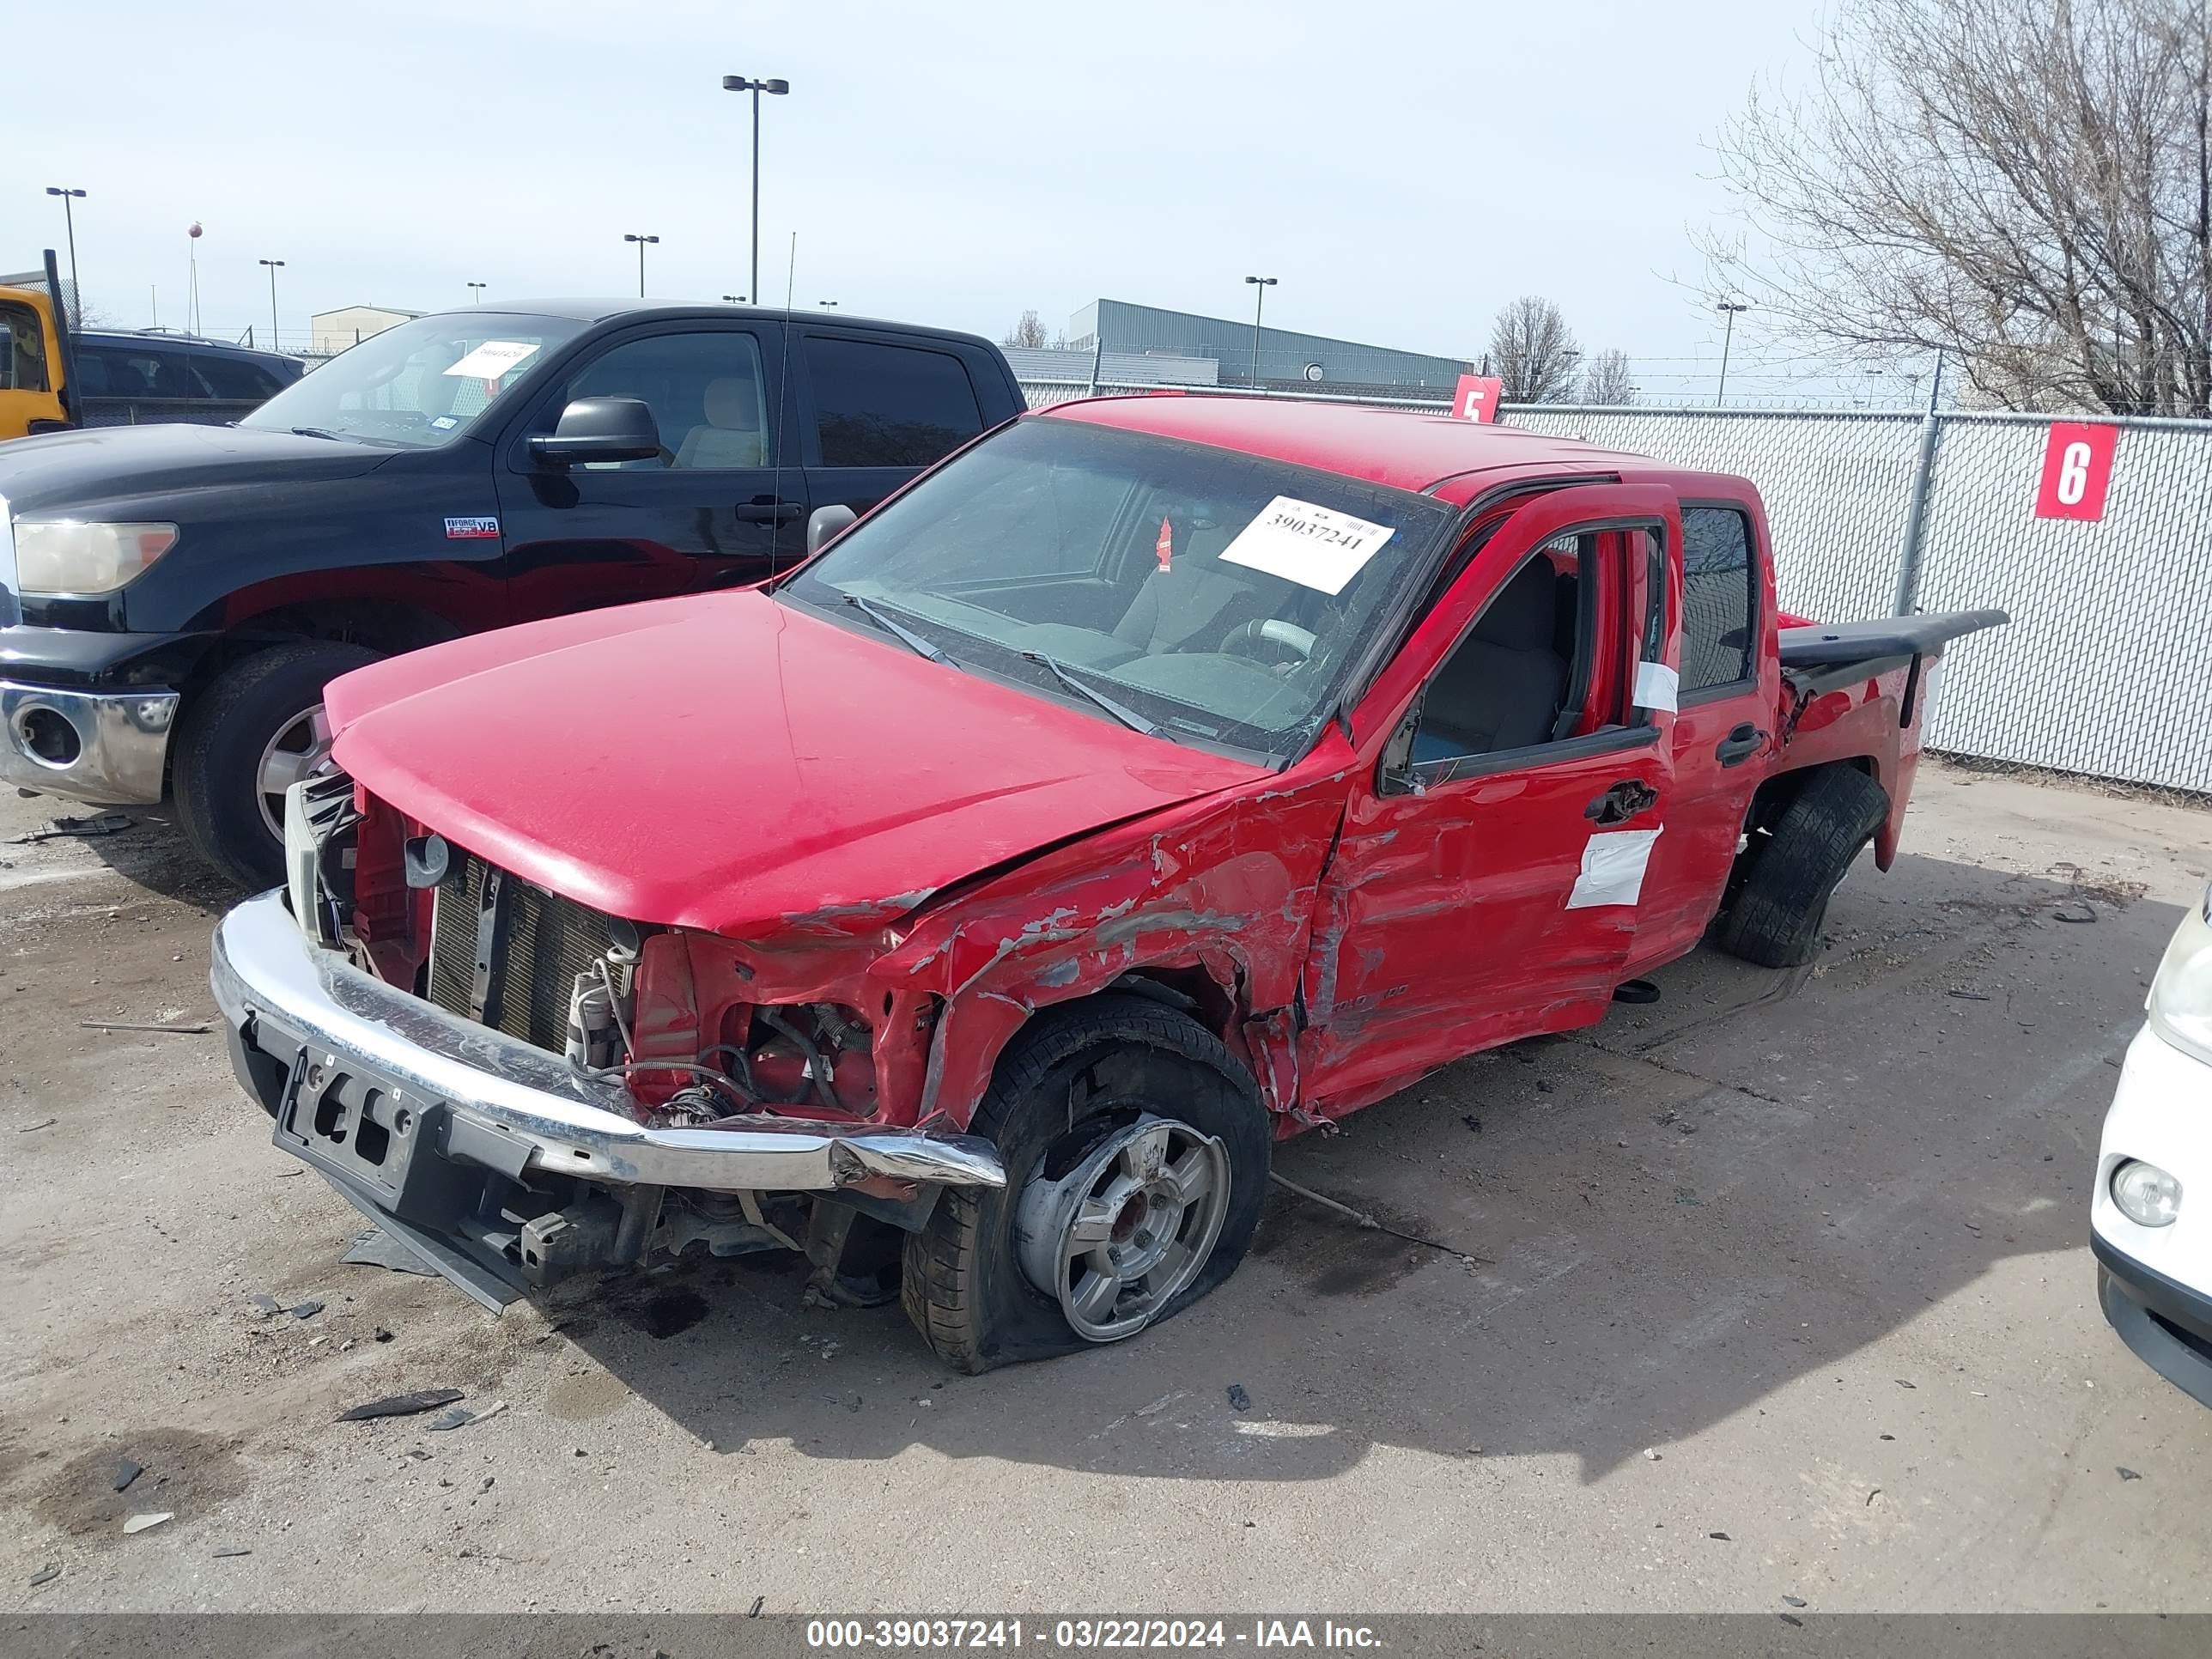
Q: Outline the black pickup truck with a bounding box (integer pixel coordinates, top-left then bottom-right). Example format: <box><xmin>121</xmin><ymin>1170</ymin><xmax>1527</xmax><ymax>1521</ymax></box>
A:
<box><xmin>0</xmin><ymin>301</ymin><xmax>1024</xmax><ymax>884</ymax></box>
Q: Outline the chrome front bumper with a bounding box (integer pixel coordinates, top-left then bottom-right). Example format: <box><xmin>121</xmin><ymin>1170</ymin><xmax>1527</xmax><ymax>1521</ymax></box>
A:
<box><xmin>210</xmin><ymin>889</ymin><xmax>1006</xmax><ymax>1195</ymax></box>
<box><xmin>0</xmin><ymin>678</ymin><xmax>177</xmax><ymax>805</ymax></box>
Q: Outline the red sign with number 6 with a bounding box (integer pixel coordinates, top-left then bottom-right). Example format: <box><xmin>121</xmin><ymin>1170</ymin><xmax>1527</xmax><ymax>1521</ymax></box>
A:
<box><xmin>2034</xmin><ymin>422</ymin><xmax>2118</xmax><ymax>520</ymax></box>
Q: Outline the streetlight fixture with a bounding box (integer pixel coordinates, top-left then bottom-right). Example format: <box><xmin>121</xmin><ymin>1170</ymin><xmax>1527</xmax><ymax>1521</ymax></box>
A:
<box><xmin>720</xmin><ymin>74</ymin><xmax>790</xmax><ymax>312</ymax></box>
<box><xmin>624</xmin><ymin>233</ymin><xmax>659</xmax><ymax>297</ymax></box>
<box><xmin>466</xmin><ymin>281</ymin><xmax>486</xmax><ymax>304</ymax></box>
<box><xmin>1243</xmin><ymin>276</ymin><xmax>1277</xmax><ymax>387</ymax></box>
<box><xmin>817</xmin><ymin>299</ymin><xmax>838</xmax><ymax>308</ymax></box>
<box><xmin>722</xmin><ymin>294</ymin><xmax>748</xmax><ymax>305</ymax></box>
<box><xmin>258</xmin><ymin>258</ymin><xmax>286</xmax><ymax>352</ymax></box>
<box><xmin>1715</xmin><ymin>301</ymin><xmax>1750</xmax><ymax>406</ymax></box>
<box><xmin>44</xmin><ymin>188</ymin><xmax>86</xmax><ymax>310</ymax></box>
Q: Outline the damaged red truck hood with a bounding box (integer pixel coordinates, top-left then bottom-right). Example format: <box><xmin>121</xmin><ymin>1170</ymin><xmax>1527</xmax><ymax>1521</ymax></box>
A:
<box><xmin>323</xmin><ymin>591</ymin><xmax>1265</xmax><ymax>938</ymax></box>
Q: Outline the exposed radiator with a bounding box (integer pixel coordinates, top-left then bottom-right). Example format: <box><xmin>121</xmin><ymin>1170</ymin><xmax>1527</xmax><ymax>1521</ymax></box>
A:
<box><xmin>426</xmin><ymin>854</ymin><xmax>621</xmax><ymax>1053</ymax></box>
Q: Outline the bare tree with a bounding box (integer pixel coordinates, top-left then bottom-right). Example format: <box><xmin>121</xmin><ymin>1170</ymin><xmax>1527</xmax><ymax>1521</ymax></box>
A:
<box><xmin>1580</xmin><ymin>347</ymin><xmax>1638</xmax><ymax>404</ymax></box>
<box><xmin>1704</xmin><ymin>0</ymin><xmax>2212</xmax><ymax>416</ymax></box>
<box><xmin>1003</xmin><ymin>309</ymin><xmax>1049</xmax><ymax>349</ymax></box>
<box><xmin>1487</xmin><ymin>296</ymin><xmax>1583</xmax><ymax>403</ymax></box>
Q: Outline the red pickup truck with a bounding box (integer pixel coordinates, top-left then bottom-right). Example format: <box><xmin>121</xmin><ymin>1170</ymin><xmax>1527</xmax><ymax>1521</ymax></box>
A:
<box><xmin>211</xmin><ymin>396</ymin><xmax>2003</xmax><ymax>1370</ymax></box>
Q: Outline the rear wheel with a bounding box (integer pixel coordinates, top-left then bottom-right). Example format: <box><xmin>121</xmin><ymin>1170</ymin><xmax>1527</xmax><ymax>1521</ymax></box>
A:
<box><xmin>1716</xmin><ymin>765</ymin><xmax>1890</xmax><ymax>968</ymax></box>
<box><xmin>173</xmin><ymin>641</ymin><xmax>380</xmax><ymax>890</ymax></box>
<box><xmin>902</xmin><ymin>996</ymin><xmax>1270</xmax><ymax>1372</ymax></box>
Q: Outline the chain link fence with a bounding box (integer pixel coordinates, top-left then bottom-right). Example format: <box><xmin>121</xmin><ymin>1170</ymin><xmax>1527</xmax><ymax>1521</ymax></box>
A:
<box><xmin>1018</xmin><ymin>378</ymin><xmax>2212</xmax><ymax>793</ymax></box>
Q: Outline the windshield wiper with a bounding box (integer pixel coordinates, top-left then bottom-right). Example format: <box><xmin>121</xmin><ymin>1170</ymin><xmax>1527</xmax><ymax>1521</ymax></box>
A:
<box><xmin>1019</xmin><ymin>651</ymin><xmax>1162</xmax><ymax>738</ymax></box>
<box><xmin>843</xmin><ymin>593</ymin><xmax>952</xmax><ymax>665</ymax></box>
<box><xmin>289</xmin><ymin>426</ymin><xmax>343</xmax><ymax>441</ymax></box>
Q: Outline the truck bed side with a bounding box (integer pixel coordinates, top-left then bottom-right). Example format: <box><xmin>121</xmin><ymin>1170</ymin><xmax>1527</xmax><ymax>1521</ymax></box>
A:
<box><xmin>1768</xmin><ymin>610</ymin><xmax>2008</xmax><ymax>866</ymax></box>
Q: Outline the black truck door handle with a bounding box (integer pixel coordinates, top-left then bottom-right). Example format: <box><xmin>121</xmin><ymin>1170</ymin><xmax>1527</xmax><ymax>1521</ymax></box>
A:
<box><xmin>735</xmin><ymin>499</ymin><xmax>802</xmax><ymax>524</ymax></box>
<box><xmin>1715</xmin><ymin>723</ymin><xmax>1766</xmax><ymax>768</ymax></box>
<box><xmin>1584</xmin><ymin>779</ymin><xmax>1660</xmax><ymax>825</ymax></box>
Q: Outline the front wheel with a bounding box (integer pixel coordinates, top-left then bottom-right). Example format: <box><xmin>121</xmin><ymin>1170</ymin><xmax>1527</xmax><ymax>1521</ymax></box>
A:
<box><xmin>173</xmin><ymin>641</ymin><xmax>381</xmax><ymax>889</ymax></box>
<box><xmin>902</xmin><ymin>996</ymin><xmax>1271</xmax><ymax>1372</ymax></box>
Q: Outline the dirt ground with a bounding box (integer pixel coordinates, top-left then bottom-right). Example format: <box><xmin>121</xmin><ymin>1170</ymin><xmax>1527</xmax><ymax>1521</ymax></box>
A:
<box><xmin>2</xmin><ymin>759</ymin><xmax>2209</xmax><ymax>1614</ymax></box>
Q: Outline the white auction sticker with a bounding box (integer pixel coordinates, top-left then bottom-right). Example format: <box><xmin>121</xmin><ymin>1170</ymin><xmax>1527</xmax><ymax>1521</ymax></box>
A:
<box><xmin>443</xmin><ymin>340</ymin><xmax>541</xmax><ymax>380</ymax></box>
<box><xmin>1218</xmin><ymin>496</ymin><xmax>1396</xmax><ymax>596</ymax></box>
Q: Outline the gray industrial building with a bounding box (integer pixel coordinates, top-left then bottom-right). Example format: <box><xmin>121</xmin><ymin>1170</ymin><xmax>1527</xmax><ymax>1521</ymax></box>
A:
<box><xmin>1065</xmin><ymin>298</ymin><xmax>1473</xmax><ymax>394</ymax></box>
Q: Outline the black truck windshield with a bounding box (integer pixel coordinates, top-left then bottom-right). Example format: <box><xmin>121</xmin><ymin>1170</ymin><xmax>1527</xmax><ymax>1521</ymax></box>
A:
<box><xmin>239</xmin><ymin>313</ymin><xmax>586</xmax><ymax>449</ymax></box>
<box><xmin>781</xmin><ymin>416</ymin><xmax>1455</xmax><ymax>762</ymax></box>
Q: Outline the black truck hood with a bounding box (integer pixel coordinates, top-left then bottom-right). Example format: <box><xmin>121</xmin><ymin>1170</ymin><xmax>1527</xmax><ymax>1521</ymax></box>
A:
<box><xmin>0</xmin><ymin>422</ymin><xmax>393</xmax><ymax>515</ymax></box>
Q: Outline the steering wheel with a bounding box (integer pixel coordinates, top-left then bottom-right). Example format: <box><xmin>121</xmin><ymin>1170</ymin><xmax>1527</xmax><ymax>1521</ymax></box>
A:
<box><xmin>1221</xmin><ymin>617</ymin><xmax>1319</xmax><ymax>667</ymax></box>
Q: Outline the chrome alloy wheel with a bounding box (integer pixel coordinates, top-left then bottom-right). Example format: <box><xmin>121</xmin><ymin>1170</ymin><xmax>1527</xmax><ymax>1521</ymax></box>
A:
<box><xmin>254</xmin><ymin>703</ymin><xmax>335</xmax><ymax>842</ymax></box>
<box><xmin>1013</xmin><ymin>1114</ymin><xmax>1231</xmax><ymax>1343</ymax></box>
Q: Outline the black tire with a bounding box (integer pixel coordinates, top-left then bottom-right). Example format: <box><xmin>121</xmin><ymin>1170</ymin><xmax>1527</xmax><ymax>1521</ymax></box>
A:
<box><xmin>902</xmin><ymin>995</ymin><xmax>1271</xmax><ymax>1373</ymax></box>
<box><xmin>173</xmin><ymin>641</ymin><xmax>381</xmax><ymax>890</ymax></box>
<box><xmin>1716</xmin><ymin>765</ymin><xmax>1890</xmax><ymax>969</ymax></box>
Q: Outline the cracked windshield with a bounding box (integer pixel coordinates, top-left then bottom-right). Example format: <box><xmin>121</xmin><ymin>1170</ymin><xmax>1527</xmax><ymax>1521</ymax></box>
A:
<box><xmin>783</xmin><ymin>416</ymin><xmax>1455</xmax><ymax>757</ymax></box>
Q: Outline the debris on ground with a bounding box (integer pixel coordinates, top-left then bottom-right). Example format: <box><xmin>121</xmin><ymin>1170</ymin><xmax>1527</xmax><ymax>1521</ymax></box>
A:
<box><xmin>112</xmin><ymin>1458</ymin><xmax>143</xmax><ymax>1492</ymax></box>
<box><xmin>1783</xmin><ymin>1596</ymin><xmax>1807</xmax><ymax>1607</ymax></box>
<box><xmin>1643</xmin><ymin>1447</ymin><xmax>1662</xmax><ymax>1461</ymax></box>
<box><xmin>1779</xmin><ymin>1615</ymin><xmax>1805</xmax><ymax>1629</ymax></box>
<box><xmin>213</xmin><ymin>1548</ymin><xmax>252</xmax><ymax>1559</ymax></box>
<box><xmin>289</xmin><ymin>1299</ymin><xmax>325</xmax><ymax>1321</ymax></box>
<box><xmin>2118</xmin><ymin>1467</ymin><xmax>2142</xmax><ymax>1481</ymax></box>
<box><xmin>247</xmin><ymin>1294</ymin><xmax>283</xmax><ymax>1318</ymax></box>
<box><xmin>428</xmin><ymin>1401</ymin><xmax>507</xmax><ymax>1432</ymax></box>
<box><xmin>480</xmin><ymin>1476</ymin><xmax>495</xmax><ymax>1492</ymax></box>
<box><xmin>28</xmin><ymin>1565</ymin><xmax>59</xmax><ymax>1587</ymax></box>
<box><xmin>1226</xmin><ymin>1383</ymin><xmax>1251</xmax><ymax>1412</ymax></box>
<box><xmin>10</xmin><ymin>811</ymin><xmax>134</xmax><ymax>844</ymax></box>
<box><xmin>1945</xmin><ymin>989</ymin><xmax>1991</xmax><ymax>1001</ymax></box>
<box><xmin>1461</xmin><ymin>1115</ymin><xmax>1483</xmax><ymax>1133</ymax></box>
<box><xmin>1894</xmin><ymin>1378</ymin><xmax>1917</xmax><ymax>1389</ymax></box>
<box><xmin>337</xmin><ymin>1389</ymin><xmax>465</xmax><ymax>1422</ymax></box>
<box><xmin>77</xmin><ymin>1019</ymin><xmax>212</xmax><ymax>1036</ymax></box>
<box><xmin>374</xmin><ymin>1328</ymin><xmax>394</xmax><ymax>1342</ymax></box>
<box><xmin>1709</xmin><ymin>1530</ymin><xmax>1732</xmax><ymax>1540</ymax></box>
<box><xmin>342</xmin><ymin>1227</ymin><xmax>439</xmax><ymax>1277</ymax></box>
<box><xmin>2054</xmin><ymin>902</ymin><xmax>2097</xmax><ymax>924</ymax></box>
<box><xmin>15</xmin><ymin>1118</ymin><xmax>58</xmax><ymax>1133</ymax></box>
<box><xmin>749</xmin><ymin>1596</ymin><xmax>767</xmax><ymax>1618</ymax></box>
<box><xmin>122</xmin><ymin>1513</ymin><xmax>173</xmax><ymax>1534</ymax></box>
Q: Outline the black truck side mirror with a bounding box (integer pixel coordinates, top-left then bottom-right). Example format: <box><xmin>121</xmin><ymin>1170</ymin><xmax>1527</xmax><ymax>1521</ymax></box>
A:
<box><xmin>528</xmin><ymin>397</ymin><xmax>661</xmax><ymax>465</ymax></box>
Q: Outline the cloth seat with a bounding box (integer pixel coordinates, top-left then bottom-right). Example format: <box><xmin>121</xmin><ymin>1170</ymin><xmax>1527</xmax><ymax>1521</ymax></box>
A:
<box><xmin>675</xmin><ymin>374</ymin><xmax>765</xmax><ymax>469</ymax></box>
<box><xmin>1417</xmin><ymin>561</ymin><xmax>1568</xmax><ymax>757</ymax></box>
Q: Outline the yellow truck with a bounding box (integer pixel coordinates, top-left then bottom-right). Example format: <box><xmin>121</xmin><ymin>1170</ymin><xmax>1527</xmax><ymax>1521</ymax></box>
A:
<box><xmin>0</xmin><ymin>257</ymin><xmax>71</xmax><ymax>440</ymax></box>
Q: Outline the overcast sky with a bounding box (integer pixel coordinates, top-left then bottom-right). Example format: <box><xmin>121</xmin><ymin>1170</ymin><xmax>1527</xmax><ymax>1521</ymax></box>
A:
<box><xmin>12</xmin><ymin>0</ymin><xmax>1844</xmax><ymax>402</ymax></box>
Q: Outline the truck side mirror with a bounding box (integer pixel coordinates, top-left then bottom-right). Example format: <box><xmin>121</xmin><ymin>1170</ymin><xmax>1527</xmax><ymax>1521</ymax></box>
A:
<box><xmin>528</xmin><ymin>397</ymin><xmax>661</xmax><ymax>466</ymax></box>
<box><xmin>806</xmin><ymin>504</ymin><xmax>858</xmax><ymax>554</ymax></box>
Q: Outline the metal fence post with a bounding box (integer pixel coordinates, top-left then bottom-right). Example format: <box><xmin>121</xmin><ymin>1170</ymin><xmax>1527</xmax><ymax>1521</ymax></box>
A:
<box><xmin>1087</xmin><ymin>336</ymin><xmax>1103</xmax><ymax>395</ymax></box>
<box><xmin>1891</xmin><ymin>410</ymin><xmax>1943</xmax><ymax>615</ymax></box>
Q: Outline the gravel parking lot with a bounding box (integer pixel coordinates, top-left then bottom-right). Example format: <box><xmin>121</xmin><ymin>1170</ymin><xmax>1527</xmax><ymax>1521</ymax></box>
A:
<box><xmin>3</xmin><ymin>759</ymin><xmax>2209</xmax><ymax>1613</ymax></box>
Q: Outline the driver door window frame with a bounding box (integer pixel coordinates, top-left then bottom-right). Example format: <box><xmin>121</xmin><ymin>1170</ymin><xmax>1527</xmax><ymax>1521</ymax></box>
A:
<box><xmin>1386</xmin><ymin>514</ymin><xmax>1668</xmax><ymax>793</ymax></box>
<box><xmin>499</xmin><ymin>319</ymin><xmax>791</xmax><ymax>479</ymax></box>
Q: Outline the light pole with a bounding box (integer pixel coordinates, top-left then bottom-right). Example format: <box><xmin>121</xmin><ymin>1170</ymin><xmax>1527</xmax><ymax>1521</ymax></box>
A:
<box><xmin>467</xmin><ymin>281</ymin><xmax>486</xmax><ymax>304</ymax></box>
<box><xmin>624</xmin><ymin>234</ymin><xmax>659</xmax><ymax>297</ymax></box>
<box><xmin>258</xmin><ymin>258</ymin><xmax>285</xmax><ymax>352</ymax></box>
<box><xmin>1243</xmin><ymin>276</ymin><xmax>1277</xmax><ymax>387</ymax></box>
<box><xmin>720</xmin><ymin>74</ymin><xmax>790</xmax><ymax>312</ymax></box>
<box><xmin>1715</xmin><ymin>301</ymin><xmax>1749</xmax><ymax>406</ymax></box>
<box><xmin>44</xmin><ymin>188</ymin><xmax>85</xmax><ymax>311</ymax></box>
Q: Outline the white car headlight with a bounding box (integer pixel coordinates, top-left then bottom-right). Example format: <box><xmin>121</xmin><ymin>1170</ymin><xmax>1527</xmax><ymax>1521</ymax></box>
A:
<box><xmin>2146</xmin><ymin>882</ymin><xmax>2212</xmax><ymax>1066</ymax></box>
<box><xmin>15</xmin><ymin>520</ymin><xmax>179</xmax><ymax>594</ymax></box>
